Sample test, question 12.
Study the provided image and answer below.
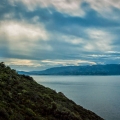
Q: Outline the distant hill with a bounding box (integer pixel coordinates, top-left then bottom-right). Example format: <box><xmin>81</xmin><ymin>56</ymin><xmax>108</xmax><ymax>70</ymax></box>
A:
<box><xmin>0</xmin><ymin>62</ymin><xmax>103</xmax><ymax>120</ymax></box>
<box><xmin>18</xmin><ymin>64</ymin><xmax>120</xmax><ymax>75</ymax></box>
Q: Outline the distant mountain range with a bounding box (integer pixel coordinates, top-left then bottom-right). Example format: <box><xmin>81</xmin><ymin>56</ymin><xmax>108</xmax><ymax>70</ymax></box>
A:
<box><xmin>18</xmin><ymin>64</ymin><xmax>120</xmax><ymax>75</ymax></box>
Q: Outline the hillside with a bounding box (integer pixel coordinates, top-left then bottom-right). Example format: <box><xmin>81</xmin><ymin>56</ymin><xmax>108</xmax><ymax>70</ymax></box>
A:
<box><xmin>19</xmin><ymin>64</ymin><xmax>120</xmax><ymax>75</ymax></box>
<box><xmin>0</xmin><ymin>62</ymin><xmax>103</xmax><ymax>120</ymax></box>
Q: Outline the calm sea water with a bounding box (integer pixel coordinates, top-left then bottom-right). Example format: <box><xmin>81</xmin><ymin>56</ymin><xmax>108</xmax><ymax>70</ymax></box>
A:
<box><xmin>31</xmin><ymin>75</ymin><xmax>120</xmax><ymax>120</ymax></box>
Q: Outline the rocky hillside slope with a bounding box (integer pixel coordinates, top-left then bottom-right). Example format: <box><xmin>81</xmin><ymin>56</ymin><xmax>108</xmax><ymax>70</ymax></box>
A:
<box><xmin>0</xmin><ymin>62</ymin><xmax>103</xmax><ymax>120</ymax></box>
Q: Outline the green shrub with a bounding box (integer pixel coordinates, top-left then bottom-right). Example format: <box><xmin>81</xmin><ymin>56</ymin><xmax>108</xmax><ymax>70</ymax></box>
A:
<box><xmin>0</xmin><ymin>107</ymin><xmax>9</xmax><ymax>119</ymax></box>
<box><xmin>25</xmin><ymin>108</ymin><xmax>36</xmax><ymax>116</ymax></box>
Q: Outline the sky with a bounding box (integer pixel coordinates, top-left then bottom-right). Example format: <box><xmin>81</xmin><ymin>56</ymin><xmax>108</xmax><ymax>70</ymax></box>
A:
<box><xmin>0</xmin><ymin>0</ymin><xmax>120</xmax><ymax>71</ymax></box>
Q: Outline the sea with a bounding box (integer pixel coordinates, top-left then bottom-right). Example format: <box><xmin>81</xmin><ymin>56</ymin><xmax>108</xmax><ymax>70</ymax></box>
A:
<box><xmin>31</xmin><ymin>75</ymin><xmax>120</xmax><ymax>120</ymax></box>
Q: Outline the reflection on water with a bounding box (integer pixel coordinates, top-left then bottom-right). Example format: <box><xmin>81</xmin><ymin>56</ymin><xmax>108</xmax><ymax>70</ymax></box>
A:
<box><xmin>31</xmin><ymin>75</ymin><xmax>120</xmax><ymax>120</ymax></box>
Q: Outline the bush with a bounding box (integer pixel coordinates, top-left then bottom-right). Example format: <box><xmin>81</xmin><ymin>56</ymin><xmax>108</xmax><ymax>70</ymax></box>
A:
<box><xmin>25</xmin><ymin>108</ymin><xmax>36</xmax><ymax>116</ymax></box>
<box><xmin>0</xmin><ymin>107</ymin><xmax>9</xmax><ymax>119</ymax></box>
<box><xmin>9</xmin><ymin>113</ymin><xmax>24</xmax><ymax>120</ymax></box>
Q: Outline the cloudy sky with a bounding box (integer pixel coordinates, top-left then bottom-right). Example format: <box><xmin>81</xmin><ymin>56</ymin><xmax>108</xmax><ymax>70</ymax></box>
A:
<box><xmin>0</xmin><ymin>0</ymin><xmax>120</xmax><ymax>71</ymax></box>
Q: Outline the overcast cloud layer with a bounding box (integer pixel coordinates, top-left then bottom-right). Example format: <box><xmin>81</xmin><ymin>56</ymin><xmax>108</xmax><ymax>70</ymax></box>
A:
<box><xmin>0</xmin><ymin>0</ymin><xmax>120</xmax><ymax>71</ymax></box>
